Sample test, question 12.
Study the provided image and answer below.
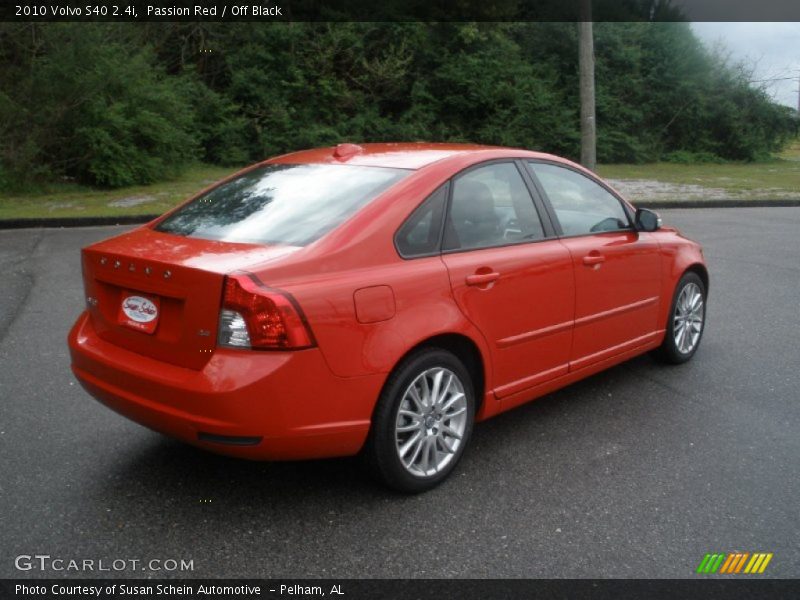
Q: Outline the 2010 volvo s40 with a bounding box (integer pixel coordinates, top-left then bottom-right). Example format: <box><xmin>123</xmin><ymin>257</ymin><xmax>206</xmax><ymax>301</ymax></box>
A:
<box><xmin>69</xmin><ymin>143</ymin><xmax>708</xmax><ymax>492</ymax></box>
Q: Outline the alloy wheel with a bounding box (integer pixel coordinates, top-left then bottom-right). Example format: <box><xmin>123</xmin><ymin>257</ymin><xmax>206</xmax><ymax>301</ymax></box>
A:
<box><xmin>673</xmin><ymin>282</ymin><xmax>704</xmax><ymax>354</ymax></box>
<box><xmin>394</xmin><ymin>367</ymin><xmax>468</xmax><ymax>477</ymax></box>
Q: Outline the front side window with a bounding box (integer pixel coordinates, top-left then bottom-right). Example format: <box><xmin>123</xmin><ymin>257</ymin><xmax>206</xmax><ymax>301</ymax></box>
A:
<box><xmin>443</xmin><ymin>162</ymin><xmax>545</xmax><ymax>251</ymax></box>
<box><xmin>528</xmin><ymin>162</ymin><xmax>630</xmax><ymax>236</ymax></box>
<box><xmin>156</xmin><ymin>164</ymin><xmax>409</xmax><ymax>246</ymax></box>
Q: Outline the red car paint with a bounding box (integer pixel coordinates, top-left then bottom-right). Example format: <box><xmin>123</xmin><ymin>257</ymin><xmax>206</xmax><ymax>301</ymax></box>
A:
<box><xmin>68</xmin><ymin>143</ymin><xmax>708</xmax><ymax>460</ymax></box>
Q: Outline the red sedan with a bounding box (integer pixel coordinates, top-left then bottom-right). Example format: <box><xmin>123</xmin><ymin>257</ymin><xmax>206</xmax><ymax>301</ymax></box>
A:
<box><xmin>69</xmin><ymin>143</ymin><xmax>708</xmax><ymax>492</ymax></box>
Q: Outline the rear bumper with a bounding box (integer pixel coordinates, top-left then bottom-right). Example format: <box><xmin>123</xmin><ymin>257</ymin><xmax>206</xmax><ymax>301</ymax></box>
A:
<box><xmin>68</xmin><ymin>311</ymin><xmax>382</xmax><ymax>460</ymax></box>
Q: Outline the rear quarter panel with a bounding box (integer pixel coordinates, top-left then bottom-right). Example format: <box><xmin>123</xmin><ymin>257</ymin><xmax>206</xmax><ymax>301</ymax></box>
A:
<box><xmin>280</xmin><ymin>259</ymin><xmax>491</xmax><ymax>378</ymax></box>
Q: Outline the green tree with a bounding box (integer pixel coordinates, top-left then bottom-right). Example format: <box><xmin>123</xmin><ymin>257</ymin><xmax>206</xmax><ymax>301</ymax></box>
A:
<box><xmin>0</xmin><ymin>21</ymin><xmax>795</xmax><ymax>191</ymax></box>
<box><xmin>0</xmin><ymin>23</ymin><xmax>199</xmax><ymax>188</ymax></box>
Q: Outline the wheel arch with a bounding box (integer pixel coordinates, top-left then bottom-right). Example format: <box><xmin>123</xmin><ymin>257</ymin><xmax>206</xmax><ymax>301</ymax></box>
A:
<box><xmin>685</xmin><ymin>262</ymin><xmax>710</xmax><ymax>295</ymax></box>
<box><xmin>372</xmin><ymin>332</ymin><xmax>487</xmax><ymax>423</ymax></box>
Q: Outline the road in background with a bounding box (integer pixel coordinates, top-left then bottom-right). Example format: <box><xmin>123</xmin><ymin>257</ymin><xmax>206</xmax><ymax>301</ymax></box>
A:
<box><xmin>1</xmin><ymin>208</ymin><xmax>798</xmax><ymax>578</ymax></box>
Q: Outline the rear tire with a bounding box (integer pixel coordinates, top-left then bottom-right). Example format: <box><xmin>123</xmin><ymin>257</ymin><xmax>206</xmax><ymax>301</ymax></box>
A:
<box><xmin>364</xmin><ymin>348</ymin><xmax>475</xmax><ymax>493</ymax></box>
<box><xmin>653</xmin><ymin>271</ymin><xmax>706</xmax><ymax>364</ymax></box>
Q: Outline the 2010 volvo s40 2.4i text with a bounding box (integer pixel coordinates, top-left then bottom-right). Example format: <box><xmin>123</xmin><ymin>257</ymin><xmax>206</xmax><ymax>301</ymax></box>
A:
<box><xmin>69</xmin><ymin>143</ymin><xmax>708</xmax><ymax>492</ymax></box>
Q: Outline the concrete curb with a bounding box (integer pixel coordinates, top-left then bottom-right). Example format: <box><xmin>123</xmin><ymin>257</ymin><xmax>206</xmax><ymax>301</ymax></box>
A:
<box><xmin>638</xmin><ymin>199</ymin><xmax>800</xmax><ymax>209</ymax></box>
<box><xmin>0</xmin><ymin>215</ymin><xmax>159</xmax><ymax>230</ymax></box>
<box><xmin>1</xmin><ymin>199</ymin><xmax>800</xmax><ymax>230</ymax></box>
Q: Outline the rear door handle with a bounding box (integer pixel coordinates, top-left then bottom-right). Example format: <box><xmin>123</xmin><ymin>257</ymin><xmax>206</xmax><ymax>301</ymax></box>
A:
<box><xmin>465</xmin><ymin>272</ymin><xmax>500</xmax><ymax>286</ymax></box>
<box><xmin>582</xmin><ymin>254</ymin><xmax>606</xmax><ymax>266</ymax></box>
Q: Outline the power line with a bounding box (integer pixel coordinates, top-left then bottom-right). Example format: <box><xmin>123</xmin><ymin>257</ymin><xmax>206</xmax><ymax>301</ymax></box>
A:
<box><xmin>748</xmin><ymin>76</ymin><xmax>797</xmax><ymax>83</ymax></box>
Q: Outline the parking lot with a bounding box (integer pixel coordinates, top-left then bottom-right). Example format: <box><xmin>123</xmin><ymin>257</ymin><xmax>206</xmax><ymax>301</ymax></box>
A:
<box><xmin>1</xmin><ymin>207</ymin><xmax>798</xmax><ymax>578</ymax></box>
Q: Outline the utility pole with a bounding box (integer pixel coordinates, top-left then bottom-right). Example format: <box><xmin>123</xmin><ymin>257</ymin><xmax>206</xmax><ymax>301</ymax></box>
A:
<box><xmin>579</xmin><ymin>0</ymin><xmax>596</xmax><ymax>170</ymax></box>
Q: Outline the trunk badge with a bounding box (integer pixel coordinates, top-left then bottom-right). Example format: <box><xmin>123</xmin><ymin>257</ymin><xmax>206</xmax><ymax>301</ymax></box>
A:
<box><xmin>128</xmin><ymin>263</ymin><xmax>136</xmax><ymax>272</ymax></box>
<box><xmin>118</xmin><ymin>293</ymin><xmax>160</xmax><ymax>335</ymax></box>
<box><xmin>86</xmin><ymin>297</ymin><xmax>98</xmax><ymax>307</ymax></box>
<box><xmin>113</xmin><ymin>260</ymin><xmax>121</xmax><ymax>269</ymax></box>
<box><xmin>144</xmin><ymin>267</ymin><xmax>152</xmax><ymax>276</ymax></box>
<box><xmin>164</xmin><ymin>270</ymin><xmax>172</xmax><ymax>279</ymax></box>
<box><xmin>197</xmin><ymin>329</ymin><xmax>211</xmax><ymax>337</ymax></box>
<box><xmin>100</xmin><ymin>257</ymin><xmax>108</xmax><ymax>265</ymax></box>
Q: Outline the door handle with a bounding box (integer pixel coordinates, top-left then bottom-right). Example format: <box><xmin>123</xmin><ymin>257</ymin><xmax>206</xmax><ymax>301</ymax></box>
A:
<box><xmin>582</xmin><ymin>254</ymin><xmax>606</xmax><ymax>266</ymax></box>
<box><xmin>465</xmin><ymin>272</ymin><xmax>500</xmax><ymax>286</ymax></box>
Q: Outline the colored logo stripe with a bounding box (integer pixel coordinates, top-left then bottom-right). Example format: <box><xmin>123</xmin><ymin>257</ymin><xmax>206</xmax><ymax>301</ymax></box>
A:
<box><xmin>698</xmin><ymin>552</ymin><xmax>773</xmax><ymax>574</ymax></box>
<box><xmin>719</xmin><ymin>553</ymin><xmax>736</xmax><ymax>573</ymax></box>
<box><xmin>719</xmin><ymin>553</ymin><xmax>748</xmax><ymax>574</ymax></box>
<box><xmin>696</xmin><ymin>553</ymin><xmax>725</xmax><ymax>573</ymax></box>
<box><xmin>745</xmin><ymin>553</ymin><xmax>773</xmax><ymax>573</ymax></box>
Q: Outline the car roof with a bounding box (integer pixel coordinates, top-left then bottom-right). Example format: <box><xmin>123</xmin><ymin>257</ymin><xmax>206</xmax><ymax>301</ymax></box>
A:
<box><xmin>267</xmin><ymin>142</ymin><xmax>566</xmax><ymax>170</ymax></box>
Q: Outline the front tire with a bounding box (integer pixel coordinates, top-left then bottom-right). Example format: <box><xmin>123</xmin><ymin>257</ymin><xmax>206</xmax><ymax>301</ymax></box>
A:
<box><xmin>364</xmin><ymin>348</ymin><xmax>475</xmax><ymax>493</ymax></box>
<box><xmin>654</xmin><ymin>271</ymin><xmax>706</xmax><ymax>364</ymax></box>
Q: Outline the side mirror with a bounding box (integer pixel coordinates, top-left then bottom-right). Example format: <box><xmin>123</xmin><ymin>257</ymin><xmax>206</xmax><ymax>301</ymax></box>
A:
<box><xmin>635</xmin><ymin>208</ymin><xmax>661</xmax><ymax>232</ymax></box>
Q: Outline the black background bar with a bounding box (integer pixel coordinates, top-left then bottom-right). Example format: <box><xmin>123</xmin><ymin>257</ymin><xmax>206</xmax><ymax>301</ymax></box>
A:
<box><xmin>4</xmin><ymin>0</ymin><xmax>800</xmax><ymax>22</ymax></box>
<box><xmin>3</xmin><ymin>579</ymin><xmax>800</xmax><ymax>600</ymax></box>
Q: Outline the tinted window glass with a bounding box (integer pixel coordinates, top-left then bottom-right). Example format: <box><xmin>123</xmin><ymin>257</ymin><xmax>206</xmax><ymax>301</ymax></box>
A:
<box><xmin>395</xmin><ymin>184</ymin><xmax>447</xmax><ymax>257</ymax></box>
<box><xmin>443</xmin><ymin>162</ymin><xmax>544</xmax><ymax>251</ymax></box>
<box><xmin>529</xmin><ymin>162</ymin><xmax>630</xmax><ymax>236</ymax></box>
<box><xmin>156</xmin><ymin>164</ymin><xmax>408</xmax><ymax>246</ymax></box>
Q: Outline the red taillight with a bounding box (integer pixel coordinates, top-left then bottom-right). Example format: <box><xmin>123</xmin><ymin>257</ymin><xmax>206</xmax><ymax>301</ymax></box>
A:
<box><xmin>219</xmin><ymin>273</ymin><xmax>315</xmax><ymax>350</ymax></box>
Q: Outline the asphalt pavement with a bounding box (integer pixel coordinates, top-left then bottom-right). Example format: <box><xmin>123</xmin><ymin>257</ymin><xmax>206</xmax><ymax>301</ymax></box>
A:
<box><xmin>1</xmin><ymin>208</ymin><xmax>799</xmax><ymax>579</ymax></box>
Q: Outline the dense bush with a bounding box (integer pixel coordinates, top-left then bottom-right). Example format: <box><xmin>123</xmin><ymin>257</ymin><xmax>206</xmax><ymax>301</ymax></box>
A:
<box><xmin>0</xmin><ymin>24</ymin><xmax>200</xmax><ymax>188</ymax></box>
<box><xmin>0</xmin><ymin>21</ymin><xmax>796</xmax><ymax>190</ymax></box>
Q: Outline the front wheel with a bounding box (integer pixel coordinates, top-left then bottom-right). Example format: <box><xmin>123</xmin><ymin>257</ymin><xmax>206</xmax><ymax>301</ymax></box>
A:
<box><xmin>654</xmin><ymin>271</ymin><xmax>706</xmax><ymax>364</ymax></box>
<box><xmin>364</xmin><ymin>348</ymin><xmax>475</xmax><ymax>493</ymax></box>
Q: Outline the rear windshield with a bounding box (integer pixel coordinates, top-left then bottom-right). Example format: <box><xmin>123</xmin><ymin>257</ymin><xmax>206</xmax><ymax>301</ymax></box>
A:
<box><xmin>155</xmin><ymin>164</ymin><xmax>409</xmax><ymax>246</ymax></box>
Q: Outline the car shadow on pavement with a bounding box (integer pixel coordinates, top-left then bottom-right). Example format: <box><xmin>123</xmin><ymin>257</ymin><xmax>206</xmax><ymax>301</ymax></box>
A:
<box><xmin>97</xmin><ymin>353</ymin><xmax>672</xmax><ymax>516</ymax></box>
<box><xmin>106</xmin><ymin>437</ymin><xmax>383</xmax><ymax>504</ymax></box>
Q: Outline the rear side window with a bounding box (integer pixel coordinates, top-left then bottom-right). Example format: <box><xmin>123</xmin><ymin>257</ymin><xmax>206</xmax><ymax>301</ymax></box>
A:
<box><xmin>156</xmin><ymin>164</ymin><xmax>409</xmax><ymax>246</ymax></box>
<box><xmin>395</xmin><ymin>184</ymin><xmax>447</xmax><ymax>258</ymax></box>
<box><xmin>443</xmin><ymin>162</ymin><xmax>545</xmax><ymax>251</ymax></box>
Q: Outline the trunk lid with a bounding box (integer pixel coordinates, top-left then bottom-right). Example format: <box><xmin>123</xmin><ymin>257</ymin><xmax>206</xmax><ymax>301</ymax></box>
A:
<box><xmin>81</xmin><ymin>227</ymin><xmax>300</xmax><ymax>370</ymax></box>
